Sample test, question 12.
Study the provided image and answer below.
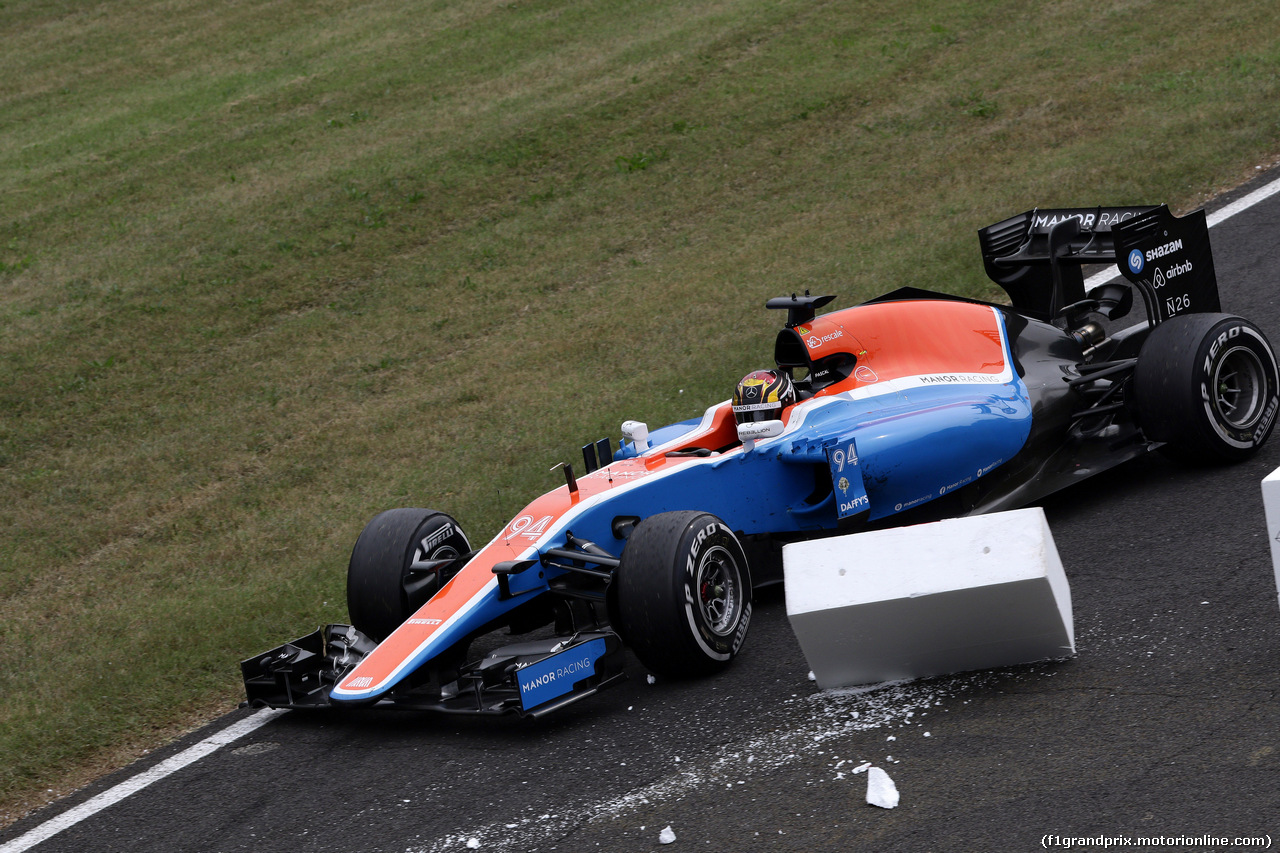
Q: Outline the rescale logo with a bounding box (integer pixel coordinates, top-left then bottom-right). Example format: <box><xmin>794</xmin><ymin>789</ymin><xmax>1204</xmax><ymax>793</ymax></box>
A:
<box><xmin>805</xmin><ymin>329</ymin><xmax>844</xmax><ymax>349</ymax></box>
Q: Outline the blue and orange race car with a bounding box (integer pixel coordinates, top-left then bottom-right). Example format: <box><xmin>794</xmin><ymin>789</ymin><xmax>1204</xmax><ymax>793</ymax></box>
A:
<box><xmin>243</xmin><ymin>204</ymin><xmax>1279</xmax><ymax>716</ymax></box>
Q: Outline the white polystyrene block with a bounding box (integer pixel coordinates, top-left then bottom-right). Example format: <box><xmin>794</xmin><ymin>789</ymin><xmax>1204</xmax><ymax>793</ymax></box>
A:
<box><xmin>1260</xmin><ymin>467</ymin><xmax>1280</xmax><ymax>609</ymax></box>
<box><xmin>784</xmin><ymin>507</ymin><xmax>1074</xmax><ymax>689</ymax></box>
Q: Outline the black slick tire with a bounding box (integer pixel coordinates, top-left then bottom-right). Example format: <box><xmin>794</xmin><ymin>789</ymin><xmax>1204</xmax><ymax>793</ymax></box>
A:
<box><xmin>346</xmin><ymin>508</ymin><xmax>471</xmax><ymax>642</ymax></box>
<box><xmin>1132</xmin><ymin>313</ymin><xmax>1280</xmax><ymax>463</ymax></box>
<box><xmin>615</xmin><ymin>511</ymin><xmax>752</xmax><ymax>677</ymax></box>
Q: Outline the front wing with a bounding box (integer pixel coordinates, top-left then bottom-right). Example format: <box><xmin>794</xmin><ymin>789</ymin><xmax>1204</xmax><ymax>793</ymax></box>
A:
<box><xmin>241</xmin><ymin>625</ymin><xmax>626</xmax><ymax>717</ymax></box>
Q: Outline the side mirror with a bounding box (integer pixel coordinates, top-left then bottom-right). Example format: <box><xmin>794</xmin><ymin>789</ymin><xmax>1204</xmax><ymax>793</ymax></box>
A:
<box><xmin>737</xmin><ymin>419</ymin><xmax>784</xmax><ymax>452</ymax></box>
<box><xmin>621</xmin><ymin>420</ymin><xmax>650</xmax><ymax>451</ymax></box>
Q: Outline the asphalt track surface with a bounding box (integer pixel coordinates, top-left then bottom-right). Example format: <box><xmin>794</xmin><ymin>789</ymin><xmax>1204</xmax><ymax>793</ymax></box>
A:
<box><xmin>7</xmin><ymin>175</ymin><xmax>1280</xmax><ymax>853</ymax></box>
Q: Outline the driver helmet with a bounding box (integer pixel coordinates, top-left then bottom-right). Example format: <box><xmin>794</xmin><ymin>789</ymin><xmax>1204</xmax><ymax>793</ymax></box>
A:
<box><xmin>732</xmin><ymin>369</ymin><xmax>796</xmax><ymax>424</ymax></box>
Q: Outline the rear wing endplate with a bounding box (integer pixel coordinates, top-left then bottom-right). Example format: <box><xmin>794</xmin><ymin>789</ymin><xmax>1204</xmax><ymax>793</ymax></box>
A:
<box><xmin>978</xmin><ymin>205</ymin><xmax>1220</xmax><ymax>326</ymax></box>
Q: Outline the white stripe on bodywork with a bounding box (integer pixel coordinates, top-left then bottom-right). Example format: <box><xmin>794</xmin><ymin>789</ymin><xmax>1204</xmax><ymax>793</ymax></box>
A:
<box><xmin>330</xmin><ymin>576</ymin><xmax>504</xmax><ymax>699</ymax></box>
<box><xmin>755</xmin><ymin>305</ymin><xmax>1016</xmax><ymax>448</ymax></box>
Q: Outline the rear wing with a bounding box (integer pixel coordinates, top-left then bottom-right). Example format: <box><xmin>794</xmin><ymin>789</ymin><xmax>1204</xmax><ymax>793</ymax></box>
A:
<box><xmin>978</xmin><ymin>205</ymin><xmax>1220</xmax><ymax>326</ymax></box>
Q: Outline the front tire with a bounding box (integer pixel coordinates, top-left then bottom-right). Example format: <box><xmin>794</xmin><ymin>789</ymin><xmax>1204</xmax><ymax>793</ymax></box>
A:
<box><xmin>346</xmin><ymin>508</ymin><xmax>471</xmax><ymax>642</ymax></box>
<box><xmin>1132</xmin><ymin>313</ymin><xmax>1280</xmax><ymax>463</ymax></box>
<box><xmin>614</xmin><ymin>511</ymin><xmax>752</xmax><ymax>677</ymax></box>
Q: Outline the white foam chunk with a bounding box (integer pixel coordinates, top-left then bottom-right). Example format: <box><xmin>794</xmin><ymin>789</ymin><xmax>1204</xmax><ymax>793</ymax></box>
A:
<box><xmin>784</xmin><ymin>507</ymin><xmax>1074</xmax><ymax>689</ymax></box>
<box><xmin>865</xmin><ymin>766</ymin><xmax>900</xmax><ymax>809</ymax></box>
<box><xmin>1261</xmin><ymin>468</ymin><xmax>1280</xmax><ymax>610</ymax></box>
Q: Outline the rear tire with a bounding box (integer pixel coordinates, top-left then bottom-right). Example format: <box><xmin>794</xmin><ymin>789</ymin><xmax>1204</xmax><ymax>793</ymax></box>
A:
<box><xmin>1132</xmin><ymin>313</ymin><xmax>1280</xmax><ymax>463</ymax></box>
<box><xmin>346</xmin><ymin>508</ymin><xmax>471</xmax><ymax>642</ymax></box>
<box><xmin>614</xmin><ymin>511</ymin><xmax>752</xmax><ymax>677</ymax></box>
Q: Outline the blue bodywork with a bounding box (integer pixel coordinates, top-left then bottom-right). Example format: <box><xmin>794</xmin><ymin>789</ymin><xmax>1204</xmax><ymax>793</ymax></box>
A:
<box><xmin>614</xmin><ymin>378</ymin><xmax>1031</xmax><ymax>531</ymax></box>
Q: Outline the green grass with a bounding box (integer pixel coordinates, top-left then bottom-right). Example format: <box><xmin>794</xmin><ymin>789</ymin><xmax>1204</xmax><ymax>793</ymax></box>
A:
<box><xmin>3</xmin><ymin>0</ymin><xmax>1280</xmax><ymax>821</ymax></box>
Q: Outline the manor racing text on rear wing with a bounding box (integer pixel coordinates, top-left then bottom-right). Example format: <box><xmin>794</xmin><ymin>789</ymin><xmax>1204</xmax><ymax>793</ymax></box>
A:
<box><xmin>978</xmin><ymin>205</ymin><xmax>1221</xmax><ymax>327</ymax></box>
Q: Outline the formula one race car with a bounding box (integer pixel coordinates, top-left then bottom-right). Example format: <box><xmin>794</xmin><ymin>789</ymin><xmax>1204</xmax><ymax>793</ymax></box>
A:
<box><xmin>243</xmin><ymin>204</ymin><xmax>1278</xmax><ymax>717</ymax></box>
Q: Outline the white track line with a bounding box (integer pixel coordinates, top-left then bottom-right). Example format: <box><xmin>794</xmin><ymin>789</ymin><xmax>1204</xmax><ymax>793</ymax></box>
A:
<box><xmin>1206</xmin><ymin>176</ymin><xmax>1280</xmax><ymax>228</ymax></box>
<box><xmin>7</xmin><ymin>174</ymin><xmax>1280</xmax><ymax>853</ymax></box>
<box><xmin>1085</xmin><ymin>174</ymin><xmax>1280</xmax><ymax>291</ymax></box>
<box><xmin>0</xmin><ymin>710</ymin><xmax>284</xmax><ymax>853</ymax></box>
